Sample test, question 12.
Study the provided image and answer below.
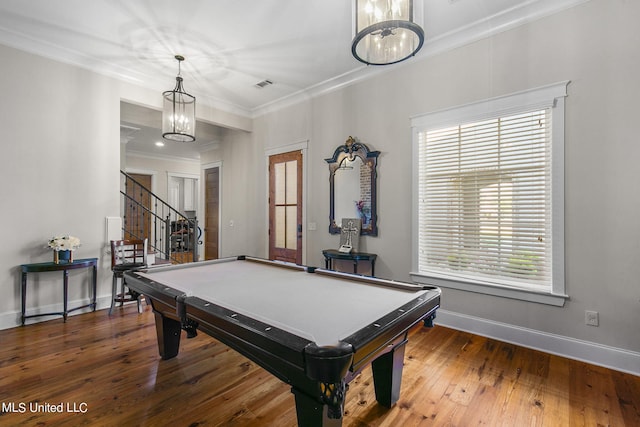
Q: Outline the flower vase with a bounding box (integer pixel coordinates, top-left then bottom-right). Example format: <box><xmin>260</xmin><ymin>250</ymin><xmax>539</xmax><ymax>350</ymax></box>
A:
<box><xmin>54</xmin><ymin>250</ymin><xmax>73</xmax><ymax>264</ymax></box>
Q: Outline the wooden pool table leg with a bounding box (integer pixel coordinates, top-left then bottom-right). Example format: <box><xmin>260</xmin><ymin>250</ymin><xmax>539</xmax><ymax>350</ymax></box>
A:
<box><xmin>153</xmin><ymin>311</ymin><xmax>182</xmax><ymax>360</ymax></box>
<box><xmin>371</xmin><ymin>337</ymin><xmax>408</xmax><ymax>407</ymax></box>
<box><xmin>292</xmin><ymin>388</ymin><xmax>344</xmax><ymax>427</ymax></box>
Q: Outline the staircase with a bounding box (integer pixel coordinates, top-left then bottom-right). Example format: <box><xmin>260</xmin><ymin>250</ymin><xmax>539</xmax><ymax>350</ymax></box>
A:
<box><xmin>120</xmin><ymin>170</ymin><xmax>199</xmax><ymax>264</ymax></box>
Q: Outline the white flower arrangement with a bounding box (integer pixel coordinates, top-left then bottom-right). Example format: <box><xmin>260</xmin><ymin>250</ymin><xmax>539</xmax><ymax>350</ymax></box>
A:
<box><xmin>47</xmin><ymin>235</ymin><xmax>81</xmax><ymax>251</ymax></box>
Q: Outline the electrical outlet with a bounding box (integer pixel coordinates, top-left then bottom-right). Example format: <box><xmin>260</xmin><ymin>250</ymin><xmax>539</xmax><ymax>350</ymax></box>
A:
<box><xmin>585</xmin><ymin>310</ymin><xmax>599</xmax><ymax>326</ymax></box>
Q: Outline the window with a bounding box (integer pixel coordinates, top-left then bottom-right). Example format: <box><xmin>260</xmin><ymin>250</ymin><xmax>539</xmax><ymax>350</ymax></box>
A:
<box><xmin>411</xmin><ymin>82</ymin><xmax>569</xmax><ymax>306</ymax></box>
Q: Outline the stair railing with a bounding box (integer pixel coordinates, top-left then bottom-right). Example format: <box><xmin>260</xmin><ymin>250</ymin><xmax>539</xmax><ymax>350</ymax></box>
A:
<box><xmin>120</xmin><ymin>170</ymin><xmax>198</xmax><ymax>264</ymax></box>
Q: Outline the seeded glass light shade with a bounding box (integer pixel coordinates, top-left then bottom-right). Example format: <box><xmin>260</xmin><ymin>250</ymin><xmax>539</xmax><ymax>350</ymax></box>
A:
<box><xmin>352</xmin><ymin>0</ymin><xmax>424</xmax><ymax>65</ymax></box>
<box><xmin>162</xmin><ymin>55</ymin><xmax>196</xmax><ymax>142</ymax></box>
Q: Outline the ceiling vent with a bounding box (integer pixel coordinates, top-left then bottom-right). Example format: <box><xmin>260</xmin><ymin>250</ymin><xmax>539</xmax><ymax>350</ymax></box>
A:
<box><xmin>255</xmin><ymin>79</ymin><xmax>273</xmax><ymax>89</ymax></box>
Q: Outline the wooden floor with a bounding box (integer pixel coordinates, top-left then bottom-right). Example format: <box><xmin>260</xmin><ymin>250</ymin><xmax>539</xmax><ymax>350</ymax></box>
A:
<box><xmin>1</xmin><ymin>306</ymin><xmax>639</xmax><ymax>426</ymax></box>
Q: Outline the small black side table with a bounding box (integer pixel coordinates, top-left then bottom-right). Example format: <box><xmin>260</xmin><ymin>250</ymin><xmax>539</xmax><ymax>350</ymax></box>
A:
<box><xmin>21</xmin><ymin>258</ymin><xmax>98</xmax><ymax>325</ymax></box>
<box><xmin>322</xmin><ymin>249</ymin><xmax>377</xmax><ymax>276</ymax></box>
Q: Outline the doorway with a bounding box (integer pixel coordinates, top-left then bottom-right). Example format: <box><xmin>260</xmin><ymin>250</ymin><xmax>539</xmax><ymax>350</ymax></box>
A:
<box><xmin>204</xmin><ymin>166</ymin><xmax>220</xmax><ymax>260</ymax></box>
<box><xmin>268</xmin><ymin>150</ymin><xmax>303</xmax><ymax>264</ymax></box>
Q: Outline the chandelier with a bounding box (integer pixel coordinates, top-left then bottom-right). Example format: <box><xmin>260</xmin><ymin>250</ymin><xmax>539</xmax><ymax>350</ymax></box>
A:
<box><xmin>162</xmin><ymin>55</ymin><xmax>196</xmax><ymax>142</ymax></box>
<box><xmin>352</xmin><ymin>0</ymin><xmax>424</xmax><ymax>66</ymax></box>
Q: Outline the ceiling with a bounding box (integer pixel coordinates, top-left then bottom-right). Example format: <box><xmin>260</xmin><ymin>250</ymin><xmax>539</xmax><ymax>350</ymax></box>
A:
<box><xmin>0</xmin><ymin>0</ymin><xmax>587</xmax><ymax>159</ymax></box>
<box><xmin>120</xmin><ymin>101</ymin><xmax>224</xmax><ymax>160</ymax></box>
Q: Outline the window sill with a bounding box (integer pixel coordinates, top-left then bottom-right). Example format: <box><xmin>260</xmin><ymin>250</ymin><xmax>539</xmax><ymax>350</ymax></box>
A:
<box><xmin>410</xmin><ymin>272</ymin><xmax>568</xmax><ymax>307</ymax></box>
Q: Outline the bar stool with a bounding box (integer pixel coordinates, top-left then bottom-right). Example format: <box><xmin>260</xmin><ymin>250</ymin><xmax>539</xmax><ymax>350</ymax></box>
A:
<box><xmin>109</xmin><ymin>239</ymin><xmax>148</xmax><ymax>315</ymax></box>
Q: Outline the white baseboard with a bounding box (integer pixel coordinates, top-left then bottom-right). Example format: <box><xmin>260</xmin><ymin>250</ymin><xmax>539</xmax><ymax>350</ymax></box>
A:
<box><xmin>0</xmin><ymin>296</ymin><xmax>113</xmax><ymax>330</ymax></box>
<box><xmin>435</xmin><ymin>310</ymin><xmax>640</xmax><ymax>377</ymax></box>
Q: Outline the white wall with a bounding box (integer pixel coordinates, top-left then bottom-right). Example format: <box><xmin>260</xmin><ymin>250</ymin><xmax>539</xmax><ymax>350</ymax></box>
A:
<box><xmin>124</xmin><ymin>154</ymin><xmax>200</xmax><ymax>203</ymax></box>
<box><xmin>0</xmin><ymin>44</ymin><xmax>120</xmax><ymax>327</ymax></box>
<box><xmin>251</xmin><ymin>0</ymin><xmax>640</xmax><ymax>367</ymax></box>
<box><xmin>200</xmin><ymin>129</ymin><xmax>261</xmax><ymax>258</ymax></box>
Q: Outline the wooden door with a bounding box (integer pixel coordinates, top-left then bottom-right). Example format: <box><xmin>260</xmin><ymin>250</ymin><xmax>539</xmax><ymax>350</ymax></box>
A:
<box><xmin>204</xmin><ymin>167</ymin><xmax>220</xmax><ymax>260</ymax></box>
<box><xmin>269</xmin><ymin>151</ymin><xmax>302</xmax><ymax>264</ymax></box>
<box><xmin>124</xmin><ymin>173</ymin><xmax>151</xmax><ymax>241</ymax></box>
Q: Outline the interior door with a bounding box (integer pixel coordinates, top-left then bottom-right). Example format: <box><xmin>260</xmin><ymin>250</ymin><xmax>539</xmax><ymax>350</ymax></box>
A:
<box><xmin>204</xmin><ymin>166</ymin><xmax>220</xmax><ymax>260</ymax></box>
<box><xmin>124</xmin><ymin>173</ymin><xmax>151</xmax><ymax>241</ymax></box>
<box><xmin>269</xmin><ymin>150</ymin><xmax>303</xmax><ymax>264</ymax></box>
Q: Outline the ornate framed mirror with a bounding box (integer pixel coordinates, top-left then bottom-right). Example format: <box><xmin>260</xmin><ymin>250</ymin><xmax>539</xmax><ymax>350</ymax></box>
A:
<box><xmin>326</xmin><ymin>136</ymin><xmax>380</xmax><ymax>236</ymax></box>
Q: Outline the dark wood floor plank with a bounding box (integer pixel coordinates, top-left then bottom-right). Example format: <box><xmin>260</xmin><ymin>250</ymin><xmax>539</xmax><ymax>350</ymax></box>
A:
<box><xmin>1</xmin><ymin>306</ymin><xmax>639</xmax><ymax>426</ymax></box>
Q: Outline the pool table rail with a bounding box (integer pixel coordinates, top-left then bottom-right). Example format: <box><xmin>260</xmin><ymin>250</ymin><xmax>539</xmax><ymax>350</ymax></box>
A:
<box><xmin>123</xmin><ymin>256</ymin><xmax>441</xmax><ymax>427</ymax></box>
<box><xmin>185</xmin><ymin>293</ymin><xmax>312</xmax><ymax>367</ymax></box>
<box><xmin>312</xmin><ymin>267</ymin><xmax>434</xmax><ymax>292</ymax></box>
<box><xmin>344</xmin><ymin>288</ymin><xmax>439</xmax><ymax>373</ymax></box>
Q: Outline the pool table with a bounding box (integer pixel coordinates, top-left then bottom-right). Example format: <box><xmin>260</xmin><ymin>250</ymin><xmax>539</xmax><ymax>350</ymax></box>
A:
<box><xmin>124</xmin><ymin>256</ymin><xmax>440</xmax><ymax>427</ymax></box>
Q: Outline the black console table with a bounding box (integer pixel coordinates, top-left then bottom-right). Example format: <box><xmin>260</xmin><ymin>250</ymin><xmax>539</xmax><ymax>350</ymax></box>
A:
<box><xmin>322</xmin><ymin>249</ymin><xmax>377</xmax><ymax>276</ymax></box>
<box><xmin>21</xmin><ymin>258</ymin><xmax>98</xmax><ymax>325</ymax></box>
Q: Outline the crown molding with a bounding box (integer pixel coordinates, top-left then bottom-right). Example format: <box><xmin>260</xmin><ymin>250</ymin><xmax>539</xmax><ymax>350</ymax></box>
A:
<box><xmin>251</xmin><ymin>0</ymin><xmax>592</xmax><ymax>118</ymax></box>
<box><xmin>0</xmin><ymin>0</ymin><xmax>592</xmax><ymax>121</ymax></box>
<box><xmin>0</xmin><ymin>23</ymin><xmax>253</xmax><ymax>120</ymax></box>
<box><xmin>126</xmin><ymin>149</ymin><xmax>200</xmax><ymax>164</ymax></box>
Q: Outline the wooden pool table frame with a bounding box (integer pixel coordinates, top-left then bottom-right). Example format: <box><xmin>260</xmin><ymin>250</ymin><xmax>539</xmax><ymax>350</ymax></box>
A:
<box><xmin>124</xmin><ymin>256</ymin><xmax>440</xmax><ymax>427</ymax></box>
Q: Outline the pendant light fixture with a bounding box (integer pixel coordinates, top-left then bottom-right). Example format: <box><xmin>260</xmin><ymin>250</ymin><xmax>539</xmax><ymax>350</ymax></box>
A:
<box><xmin>352</xmin><ymin>0</ymin><xmax>424</xmax><ymax>66</ymax></box>
<box><xmin>162</xmin><ymin>55</ymin><xmax>196</xmax><ymax>142</ymax></box>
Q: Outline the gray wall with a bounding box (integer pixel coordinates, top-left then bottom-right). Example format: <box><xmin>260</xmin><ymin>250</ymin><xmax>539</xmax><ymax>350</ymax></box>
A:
<box><xmin>250</xmin><ymin>0</ymin><xmax>640</xmax><ymax>356</ymax></box>
<box><xmin>0</xmin><ymin>43</ymin><xmax>120</xmax><ymax>325</ymax></box>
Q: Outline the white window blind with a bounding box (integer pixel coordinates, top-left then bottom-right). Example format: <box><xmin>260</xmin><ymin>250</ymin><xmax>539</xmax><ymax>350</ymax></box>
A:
<box><xmin>418</xmin><ymin>109</ymin><xmax>552</xmax><ymax>290</ymax></box>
